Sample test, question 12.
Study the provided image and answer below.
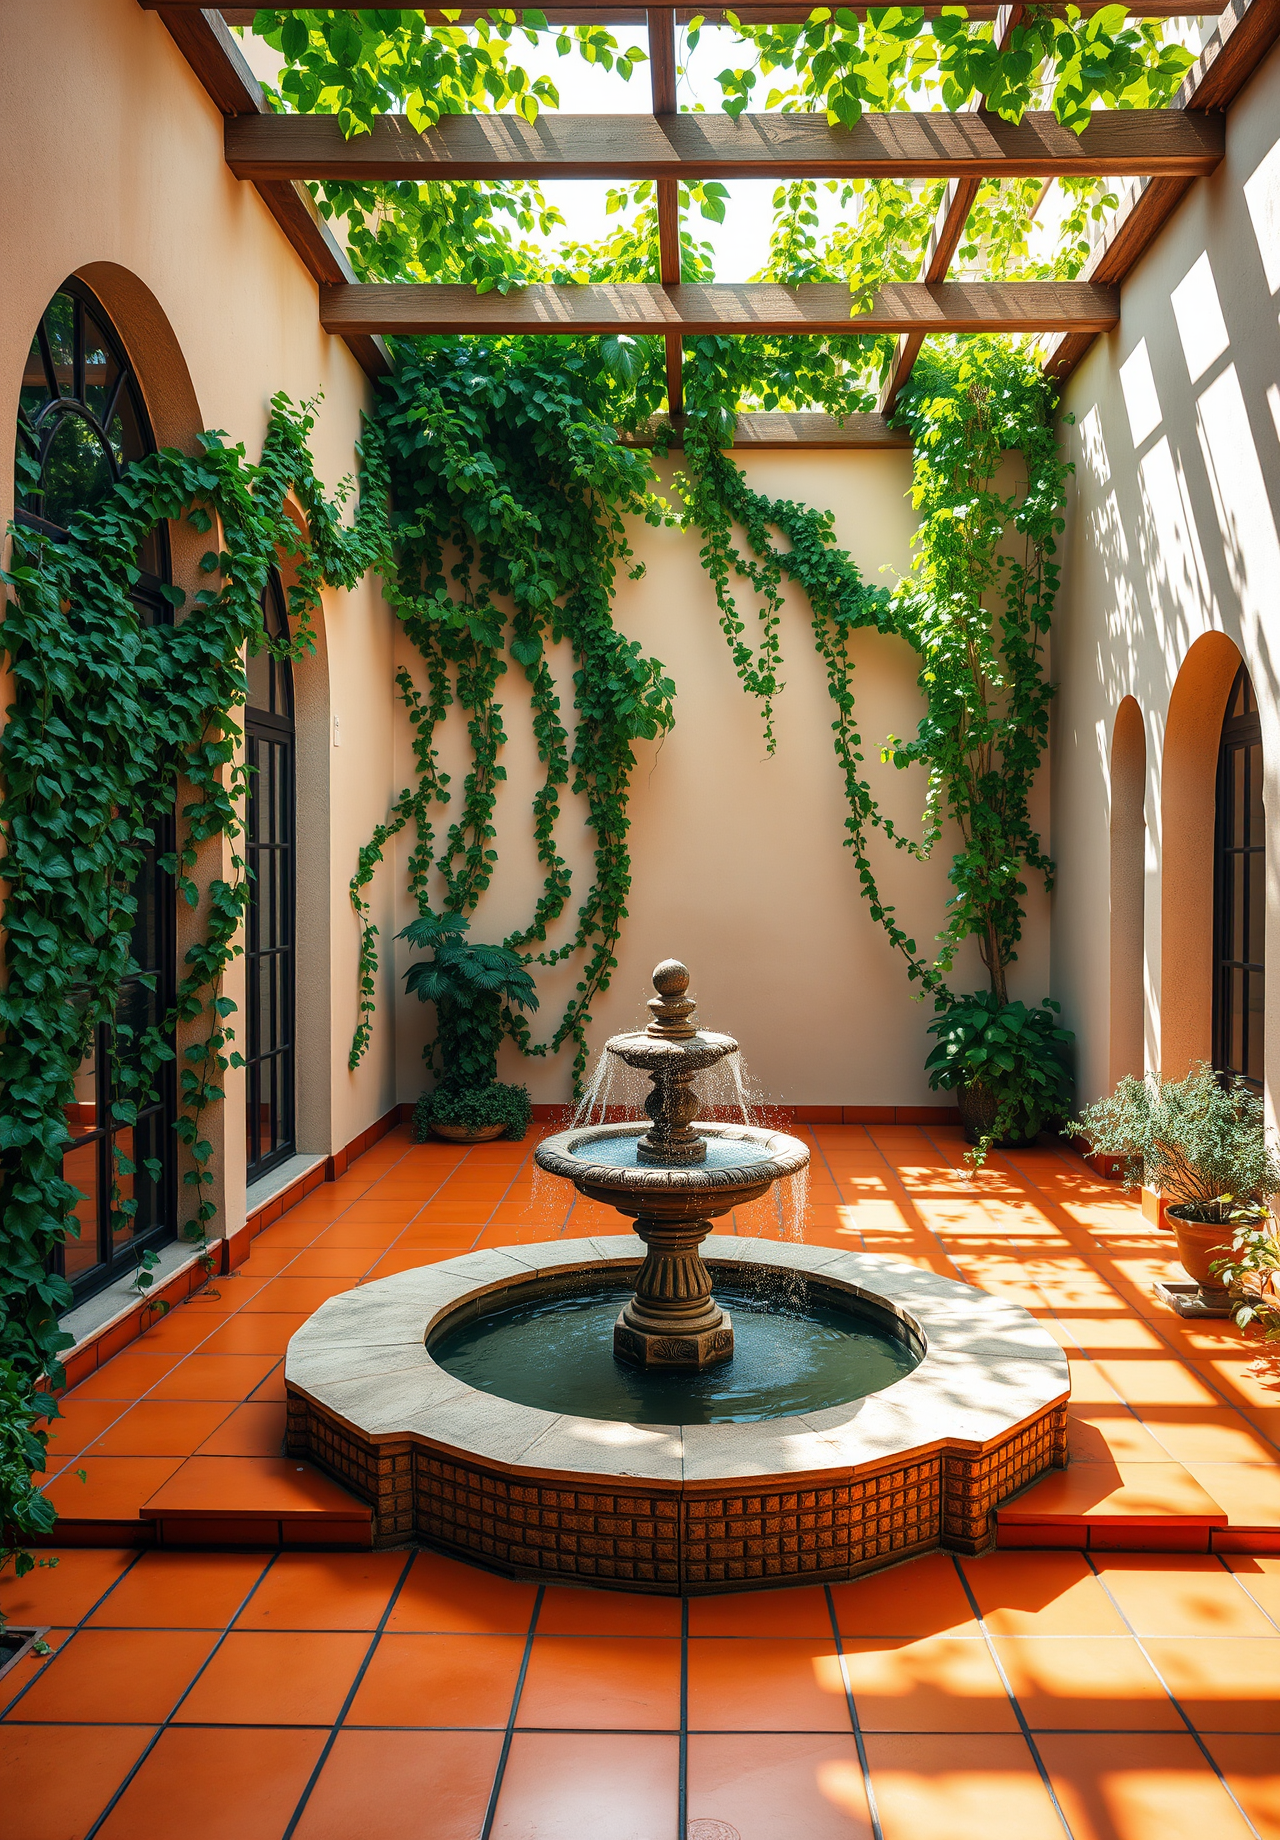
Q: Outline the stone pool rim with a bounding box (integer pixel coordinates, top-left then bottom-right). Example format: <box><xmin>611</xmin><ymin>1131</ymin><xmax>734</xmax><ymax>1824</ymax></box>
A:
<box><xmin>284</xmin><ymin>1235</ymin><xmax>1069</xmax><ymax>1591</ymax></box>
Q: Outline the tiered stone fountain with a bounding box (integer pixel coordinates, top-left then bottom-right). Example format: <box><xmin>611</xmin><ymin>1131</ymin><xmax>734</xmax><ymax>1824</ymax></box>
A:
<box><xmin>284</xmin><ymin>957</ymin><xmax>1070</xmax><ymax>1592</ymax></box>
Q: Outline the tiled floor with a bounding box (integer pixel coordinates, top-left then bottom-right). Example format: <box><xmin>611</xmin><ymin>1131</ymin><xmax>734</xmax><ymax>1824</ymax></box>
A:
<box><xmin>5</xmin><ymin>1122</ymin><xmax>1280</xmax><ymax>1835</ymax></box>
<box><xmin>3</xmin><ymin>1545</ymin><xmax>1279</xmax><ymax>1838</ymax></box>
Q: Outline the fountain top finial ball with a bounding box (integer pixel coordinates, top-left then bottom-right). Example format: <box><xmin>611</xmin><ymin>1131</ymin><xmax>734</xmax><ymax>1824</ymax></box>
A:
<box><xmin>652</xmin><ymin>959</ymin><xmax>689</xmax><ymax>997</ymax></box>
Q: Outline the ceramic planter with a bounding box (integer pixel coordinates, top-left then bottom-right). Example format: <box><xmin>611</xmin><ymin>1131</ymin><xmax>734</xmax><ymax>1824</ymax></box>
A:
<box><xmin>430</xmin><ymin>1120</ymin><xmax>507</xmax><ymax>1144</ymax></box>
<box><xmin>956</xmin><ymin>1080</ymin><xmax>1040</xmax><ymax>1148</ymax></box>
<box><xmin>1163</xmin><ymin>1204</ymin><xmax>1256</xmax><ymax>1294</ymax></box>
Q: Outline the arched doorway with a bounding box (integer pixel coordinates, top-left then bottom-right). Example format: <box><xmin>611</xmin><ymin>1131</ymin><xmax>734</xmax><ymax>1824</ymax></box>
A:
<box><xmin>17</xmin><ymin>278</ymin><xmax>178</xmax><ymax>1299</ymax></box>
<box><xmin>1213</xmin><ymin>664</ymin><xmax>1265</xmax><ymax>1088</ymax></box>
<box><xmin>243</xmin><ymin>572</ymin><xmax>297</xmax><ymax>1180</ymax></box>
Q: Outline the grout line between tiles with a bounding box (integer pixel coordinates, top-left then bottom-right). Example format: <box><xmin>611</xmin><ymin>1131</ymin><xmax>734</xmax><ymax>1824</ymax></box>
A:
<box><xmin>824</xmin><ymin>1583</ymin><xmax>885</xmax><ymax>1840</ymax></box>
<box><xmin>949</xmin><ymin>1555</ymin><xmax>1076</xmax><ymax>1840</ymax></box>
<box><xmin>0</xmin><ymin>1548</ymin><xmax>148</xmax><ymax>1720</ymax></box>
<box><xmin>1213</xmin><ymin>1551</ymin><xmax>1280</xmax><ymax>1632</ymax></box>
<box><xmin>81</xmin><ymin>1549</ymin><xmax>283</xmax><ymax>1839</ymax></box>
<box><xmin>1081</xmin><ymin>1552</ymin><xmax>1265</xmax><ymax>1838</ymax></box>
<box><xmin>279</xmin><ymin>1550</ymin><xmax>418</xmax><ymax>1840</ymax></box>
<box><xmin>679</xmin><ymin>1597</ymin><xmax>688</xmax><ymax>1840</ymax></box>
<box><xmin>480</xmin><ymin>1583</ymin><xmax>545</xmax><ymax>1840</ymax></box>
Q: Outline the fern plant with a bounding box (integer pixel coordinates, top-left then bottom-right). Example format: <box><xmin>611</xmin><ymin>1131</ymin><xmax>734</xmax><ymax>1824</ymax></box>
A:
<box><xmin>401</xmin><ymin>912</ymin><xmax>537</xmax><ymax>1139</ymax></box>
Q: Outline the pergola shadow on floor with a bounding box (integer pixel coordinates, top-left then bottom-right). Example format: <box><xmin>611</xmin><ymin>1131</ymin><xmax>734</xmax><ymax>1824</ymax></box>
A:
<box><xmin>3</xmin><ymin>1123</ymin><xmax>1279</xmax><ymax>1836</ymax></box>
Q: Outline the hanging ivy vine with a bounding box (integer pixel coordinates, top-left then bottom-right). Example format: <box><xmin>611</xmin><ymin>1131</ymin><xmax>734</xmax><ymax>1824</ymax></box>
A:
<box><xmin>0</xmin><ymin>396</ymin><xmax>387</xmax><ymax>1559</ymax></box>
<box><xmin>347</xmin><ymin>339</ymin><xmax>675</xmax><ymax>1090</ymax></box>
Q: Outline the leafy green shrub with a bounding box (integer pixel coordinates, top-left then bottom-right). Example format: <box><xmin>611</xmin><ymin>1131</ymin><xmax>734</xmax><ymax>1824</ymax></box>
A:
<box><xmin>401</xmin><ymin>911</ymin><xmax>538</xmax><ymax>1091</ymax></box>
<box><xmin>412</xmin><ymin>1083</ymin><xmax>532</xmax><ymax>1143</ymax></box>
<box><xmin>1078</xmin><ymin>1062</ymin><xmax>1280</xmax><ymax>1224</ymax></box>
<box><xmin>1211</xmin><ymin>1218</ymin><xmax>1280</xmax><ymax>1340</ymax></box>
<box><xmin>0</xmin><ymin>1358</ymin><xmax>58</xmax><ymax>1636</ymax></box>
<box><xmin>926</xmin><ymin>991</ymin><xmax>1074</xmax><ymax>1164</ymax></box>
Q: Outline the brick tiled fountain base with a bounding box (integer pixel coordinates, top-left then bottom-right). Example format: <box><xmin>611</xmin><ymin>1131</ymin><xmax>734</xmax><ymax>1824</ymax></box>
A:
<box><xmin>285</xmin><ymin>1235</ymin><xmax>1068</xmax><ymax>1592</ymax></box>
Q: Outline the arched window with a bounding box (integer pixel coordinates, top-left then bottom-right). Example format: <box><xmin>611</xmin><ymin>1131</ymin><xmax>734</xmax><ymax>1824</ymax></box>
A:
<box><xmin>244</xmin><ymin>572</ymin><xmax>297</xmax><ymax>1181</ymax></box>
<box><xmin>1213</xmin><ymin>664</ymin><xmax>1265</xmax><ymax>1088</ymax></box>
<box><xmin>17</xmin><ymin>280</ymin><xmax>178</xmax><ymax>1300</ymax></box>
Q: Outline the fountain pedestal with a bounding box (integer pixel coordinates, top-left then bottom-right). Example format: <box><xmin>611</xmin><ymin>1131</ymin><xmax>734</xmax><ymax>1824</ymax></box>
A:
<box><xmin>614</xmin><ymin>1213</ymin><xmax>733</xmax><ymax>1369</ymax></box>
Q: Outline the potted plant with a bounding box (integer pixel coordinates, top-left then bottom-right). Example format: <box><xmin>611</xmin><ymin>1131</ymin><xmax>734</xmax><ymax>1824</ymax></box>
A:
<box><xmin>925</xmin><ymin>991</ymin><xmax>1074</xmax><ymax>1167</ymax></box>
<box><xmin>400</xmin><ymin>912</ymin><xmax>537</xmax><ymax>1143</ymax></box>
<box><xmin>1211</xmin><ymin>1216</ymin><xmax>1280</xmax><ymax>1340</ymax></box>
<box><xmin>1078</xmin><ymin>1063</ymin><xmax>1280</xmax><ymax>1307</ymax></box>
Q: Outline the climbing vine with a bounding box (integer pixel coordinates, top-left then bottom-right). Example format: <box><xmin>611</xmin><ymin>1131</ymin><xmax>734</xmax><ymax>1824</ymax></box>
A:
<box><xmin>0</xmin><ymin>397</ymin><xmax>387</xmax><ymax>1547</ymax></box>
<box><xmin>347</xmin><ymin>340</ymin><xmax>675</xmax><ymax>1090</ymax></box>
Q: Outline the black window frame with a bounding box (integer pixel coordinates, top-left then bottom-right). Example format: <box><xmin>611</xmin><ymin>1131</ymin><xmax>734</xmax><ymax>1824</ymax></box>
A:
<box><xmin>1212</xmin><ymin>662</ymin><xmax>1265</xmax><ymax>1091</ymax></box>
<box><xmin>243</xmin><ymin>571</ymin><xmax>298</xmax><ymax>1182</ymax></box>
<box><xmin>17</xmin><ymin>278</ymin><xmax>180</xmax><ymax>1304</ymax></box>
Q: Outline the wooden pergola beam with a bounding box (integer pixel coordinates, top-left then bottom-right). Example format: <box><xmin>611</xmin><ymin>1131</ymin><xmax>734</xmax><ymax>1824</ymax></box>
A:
<box><xmin>624</xmin><ymin>411</ymin><xmax>912</xmax><ymax>447</ymax></box>
<box><xmin>1045</xmin><ymin>0</ymin><xmax>1280</xmax><ymax>382</ymax></box>
<box><xmin>224</xmin><ymin>108</ymin><xmax>1224</xmax><ymax>184</ymax></box>
<box><xmin>320</xmin><ymin>279</ymin><xmax>1121</xmax><ymax>336</ymax></box>
<box><xmin>648</xmin><ymin>7</ymin><xmax>683</xmax><ymax>417</ymax></box>
<box><xmin>185</xmin><ymin>2</ymin><xmax>1210</xmax><ymax>17</ymax></box>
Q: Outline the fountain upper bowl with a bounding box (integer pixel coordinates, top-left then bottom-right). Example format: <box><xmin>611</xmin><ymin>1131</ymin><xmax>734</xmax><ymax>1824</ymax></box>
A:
<box><xmin>534</xmin><ymin>1120</ymin><xmax>810</xmax><ymax>1219</ymax></box>
<box><xmin>603</xmin><ymin>1026</ymin><xmax>738</xmax><ymax>1073</ymax></box>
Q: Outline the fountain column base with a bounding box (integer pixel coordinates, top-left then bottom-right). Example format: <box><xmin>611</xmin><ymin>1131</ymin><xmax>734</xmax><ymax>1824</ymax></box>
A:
<box><xmin>612</xmin><ymin>1215</ymin><xmax>735</xmax><ymax>1370</ymax></box>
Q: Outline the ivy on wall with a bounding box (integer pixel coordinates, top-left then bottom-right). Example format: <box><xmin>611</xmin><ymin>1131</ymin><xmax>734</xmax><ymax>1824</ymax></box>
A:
<box><xmin>347</xmin><ymin>340</ymin><xmax>675</xmax><ymax>1090</ymax></box>
<box><xmin>0</xmin><ymin>396</ymin><xmax>386</xmax><ymax>1557</ymax></box>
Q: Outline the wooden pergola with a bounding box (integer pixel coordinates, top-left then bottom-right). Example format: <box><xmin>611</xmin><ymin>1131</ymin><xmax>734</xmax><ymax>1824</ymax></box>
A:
<box><xmin>141</xmin><ymin>0</ymin><xmax>1280</xmax><ymax>443</ymax></box>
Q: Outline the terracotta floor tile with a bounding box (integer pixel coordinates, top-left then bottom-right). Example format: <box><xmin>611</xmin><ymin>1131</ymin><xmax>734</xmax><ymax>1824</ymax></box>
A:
<box><xmin>688</xmin><ymin>1731</ymin><xmax>873</xmax><ymax>1838</ymax></box>
<box><xmin>862</xmin><ymin>1732</ymin><xmax>1065</xmax><ymax>1840</ymax></box>
<box><xmin>1202</xmin><ymin>1733</ymin><xmax>1280</xmax><ymax>1840</ymax></box>
<box><xmin>517</xmin><ymin>1635</ymin><xmax>680</xmax><ymax>1730</ymax></box>
<box><xmin>234</xmin><ymin>1552</ymin><xmax>406</xmax><ymax>1630</ymax></box>
<box><xmin>39</xmin><ymin>1399</ymin><xmax>124</xmax><ymax>1465</ymax></box>
<box><xmin>1183</xmin><ymin>1461</ymin><xmax>1280</xmax><ymax>1527</ymax></box>
<box><xmin>63</xmin><ymin>1351</ymin><xmax>182</xmax><ymax>1401</ymax></box>
<box><xmin>141</xmin><ymin>1455</ymin><xmax>368</xmax><ymax>1520</ymax></box>
<box><xmin>961</xmin><ymin>1552</ymin><xmax>1127</xmax><ymax>1635</ymax></box>
<box><xmin>536</xmin><ymin>1585</ymin><xmax>681</xmax><ymax>1637</ymax></box>
<box><xmin>242</xmin><ymin>1277</ymin><xmax>358</xmax><ymax>1313</ymax></box>
<box><xmin>44</xmin><ymin>1455</ymin><xmax>185</xmax><ymax>1521</ymax></box>
<box><xmin>145</xmin><ymin>1353</ymin><xmax>280</xmax><ymax>1401</ymax></box>
<box><xmin>176</xmin><ymin>1630</ymin><xmax>369</xmax><ymax>1725</ymax></box>
<box><xmin>343</xmin><ymin>1200</ymin><xmax>438</xmax><ymax>1223</ymax></box>
<box><xmin>489</xmin><ymin>1731</ymin><xmax>679</xmax><ymax>1839</ymax></box>
<box><xmin>686</xmin><ymin>1637</ymin><xmax>851</xmax><ymax>1732</ymax></box>
<box><xmin>1224</xmin><ymin>1556</ymin><xmax>1280</xmax><ymax>1626</ymax></box>
<box><xmin>1037</xmin><ymin>1731</ymin><xmax>1256</xmax><ymax>1840</ymax></box>
<box><xmin>127</xmin><ymin>1310</ymin><xmax>220</xmax><ymax>1354</ymax></box>
<box><xmin>84</xmin><ymin>1399</ymin><xmax>234</xmax><ymax>1457</ymax></box>
<box><xmin>841</xmin><ymin>1634</ymin><xmax>1016</xmax><ymax>1732</ymax></box>
<box><xmin>1191</xmin><ymin>1357</ymin><xmax>1280</xmax><ymax>1414</ymax></box>
<box><xmin>292</xmin><ymin>1729</ymin><xmax>503</xmax><ymax>1840</ymax></box>
<box><xmin>0</xmin><ymin>1723</ymin><xmax>153</xmax><ymax>1840</ymax></box>
<box><xmin>196</xmin><ymin>1313</ymin><xmax>307</xmax><ymax>1356</ymax></box>
<box><xmin>347</xmin><ymin>1632</ymin><xmax>525</xmax><ymax>1728</ymax></box>
<box><xmin>8</xmin><ymin>1627</ymin><xmax>217</xmax><ymax>1723</ymax></box>
<box><xmin>1093</xmin><ymin>1554</ymin><xmax>1277</xmax><ymax>1637</ymax></box>
<box><xmin>0</xmin><ymin>1548</ymin><xmax>135</xmax><ymax>1628</ymax></box>
<box><xmin>239</xmin><ymin>1244</ymin><xmax>302</xmax><ymax>1275</ymax></box>
<box><xmin>246</xmin><ymin>1364</ymin><xmax>288</xmax><ymax>1401</ymax></box>
<box><xmin>992</xmin><ymin>1634</ymin><xmax>1179</xmax><ymax>1729</ymax></box>
<box><xmin>1068</xmin><ymin>1408</ymin><xmax>1175</xmax><ymax>1465</ymax></box>
<box><xmin>386</xmin><ymin>1550</ymin><xmax>538</xmax><ymax>1634</ymax></box>
<box><xmin>311</xmin><ymin>1219</ymin><xmax>414</xmax><ymax>1248</ymax></box>
<box><xmin>0</xmin><ymin>1631</ymin><xmax>72</xmax><ymax>1718</ymax></box>
<box><xmin>95</xmin><ymin>1723</ymin><xmax>326</xmax><ymax>1840</ymax></box>
<box><xmin>999</xmin><ymin>1461</ymin><xmax>1224</xmax><ymax>1523</ymax></box>
<box><xmin>689</xmin><ymin>1585</ymin><xmax>834</xmax><ymax>1638</ymax></box>
<box><xmin>86</xmin><ymin>1550</ymin><xmax>269</xmax><ymax>1629</ymax></box>
<box><xmin>1142</xmin><ymin>1636</ymin><xmax>1280</xmax><ymax>1729</ymax></box>
<box><xmin>1139</xmin><ymin>1408</ymin><xmax>1278</xmax><ymax>1466</ymax></box>
<box><xmin>179</xmin><ymin>1274</ymin><xmax>270</xmax><ymax>1311</ymax></box>
<box><xmin>284</xmin><ymin>1247</ymin><xmax>383</xmax><ymax>1278</ymax></box>
<box><xmin>194</xmin><ymin>1401</ymin><xmax>287</xmax><ymax>1456</ymax></box>
<box><xmin>831</xmin><ymin>1553</ymin><xmax>980</xmax><ymax>1638</ymax></box>
<box><xmin>366</xmin><ymin>1248</ymin><xmax>470</xmax><ymax>1277</ymax></box>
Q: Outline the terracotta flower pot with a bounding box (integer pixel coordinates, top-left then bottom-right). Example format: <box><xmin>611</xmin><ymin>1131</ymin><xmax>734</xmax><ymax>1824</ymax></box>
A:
<box><xmin>1164</xmin><ymin>1204</ymin><xmax>1257</xmax><ymax>1292</ymax></box>
<box><xmin>430</xmin><ymin>1120</ymin><xmax>507</xmax><ymax>1144</ymax></box>
<box><xmin>956</xmin><ymin>1080</ymin><xmax>1040</xmax><ymax>1149</ymax></box>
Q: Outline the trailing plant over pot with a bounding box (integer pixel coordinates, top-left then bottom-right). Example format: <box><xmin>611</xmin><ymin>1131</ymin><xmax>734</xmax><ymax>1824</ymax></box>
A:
<box><xmin>1078</xmin><ymin>1063</ymin><xmax>1280</xmax><ymax>1300</ymax></box>
<box><xmin>925</xmin><ymin>991</ymin><xmax>1073</xmax><ymax>1162</ymax></box>
<box><xmin>402</xmin><ymin>912</ymin><xmax>536</xmax><ymax>1142</ymax></box>
<box><xmin>1211</xmin><ymin>1217</ymin><xmax>1280</xmax><ymax>1341</ymax></box>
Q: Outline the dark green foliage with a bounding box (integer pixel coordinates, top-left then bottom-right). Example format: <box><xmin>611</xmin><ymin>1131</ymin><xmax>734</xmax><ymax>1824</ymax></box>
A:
<box><xmin>925</xmin><ymin>990</ymin><xmax>1074</xmax><ymax>1161</ymax></box>
<box><xmin>349</xmin><ymin>340</ymin><xmax>676</xmax><ymax>1090</ymax></box>
<box><xmin>401</xmin><ymin>910</ymin><xmax>537</xmax><ymax>1095</ymax></box>
<box><xmin>1</xmin><ymin>395</ymin><xmax>387</xmax><ymax>1559</ymax></box>
<box><xmin>412</xmin><ymin>1083</ymin><xmax>532</xmax><ymax>1143</ymax></box>
<box><xmin>0</xmin><ymin>1356</ymin><xmax>58</xmax><ymax>1634</ymax></box>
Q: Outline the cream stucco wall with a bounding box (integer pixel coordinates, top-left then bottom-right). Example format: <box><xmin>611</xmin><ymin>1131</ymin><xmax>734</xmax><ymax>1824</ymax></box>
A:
<box><xmin>1054</xmin><ymin>36</ymin><xmax>1280</xmax><ymax>1107</ymax></box>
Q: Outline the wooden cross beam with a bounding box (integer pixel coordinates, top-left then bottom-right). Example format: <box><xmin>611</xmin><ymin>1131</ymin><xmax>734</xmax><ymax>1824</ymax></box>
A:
<box><xmin>319</xmin><ymin>279</ymin><xmax>1121</xmax><ymax>336</ymax></box>
<box><xmin>224</xmin><ymin>109</ymin><xmax>1224</xmax><ymax>184</ymax></box>
<box><xmin>647</xmin><ymin>7</ymin><xmax>683</xmax><ymax>417</ymax></box>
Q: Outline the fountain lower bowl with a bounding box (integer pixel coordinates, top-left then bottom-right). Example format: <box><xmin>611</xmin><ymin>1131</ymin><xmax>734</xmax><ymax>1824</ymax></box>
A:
<box><xmin>284</xmin><ymin>1237</ymin><xmax>1070</xmax><ymax>1594</ymax></box>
